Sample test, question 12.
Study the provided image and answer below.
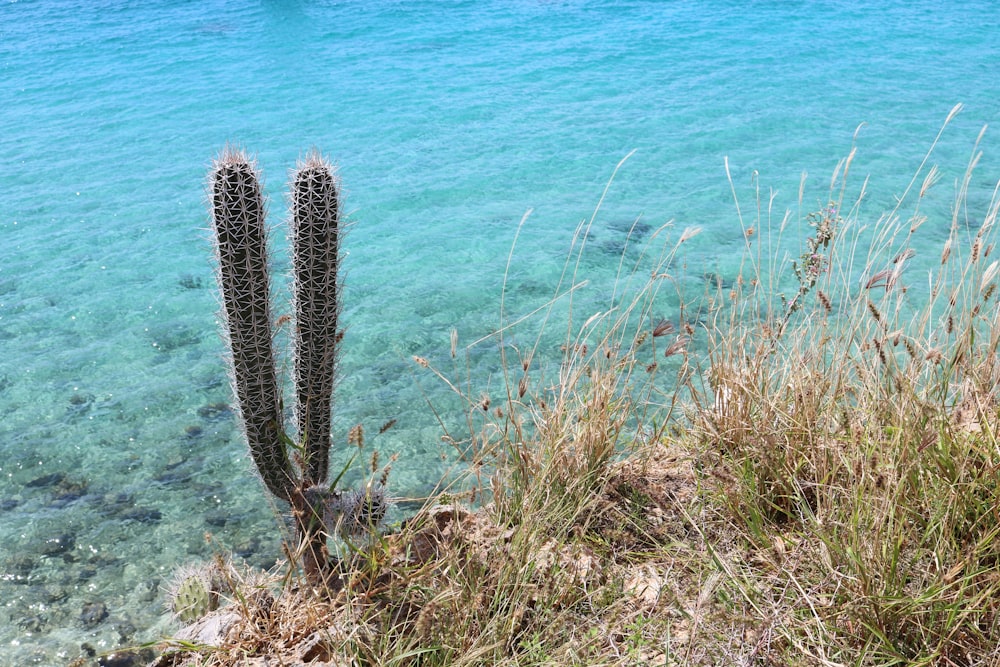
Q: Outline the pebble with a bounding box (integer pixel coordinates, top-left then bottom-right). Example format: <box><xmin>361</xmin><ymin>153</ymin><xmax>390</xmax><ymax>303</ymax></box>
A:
<box><xmin>121</xmin><ymin>507</ymin><xmax>162</xmax><ymax>524</ymax></box>
<box><xmin>112</xmin><ymin>619</ymin><xmax>136</xmax><ymax>643</ymax></box>
<box><xmin>8</xmin><ymin>554</ymin><xmax>36</xmax><ymax>579</ymax></box>
<box><xmin>197</xmin><ymin>402</ymin><xmax>232</xmax><ymax>420</ymax></box>
<box><xmin>98</xmin><ymin>648</ymin><xmax>155</xmax><ymax>667</ymax></box>
<box><xmin>136</xmin><ymin>578</ymin><xmax>159</xmax><ymax>603</ymax></box>
<box><xmin>79</xmin><ymin>601</ymin><xmax>108</xmax><ymax>628</ymax></box>
<box><xmin>17</xmin><ymin>615</ymin><xmax>46</xmax><ymax>633</ymax></box>
<box><xmin>26</xmin><ymin>472</ymin><xmax>66</xmax><ymax>488</ymax></box>
<box><xmin>49</xmin><ymin>478</ymin><xmax>89</xmax><ymax>507</ymax></box>
<box><xmin>98</xmin><ymin>493</ymin><xmax>135</xmax><ymax>517</ymax></box>
<box><xmin>68</xmin><ymin>393</ymin><xmax>93</xmax><ymax>406</ymax></box>
<box><xmin>41</xmin><ymin>532</ymin><xmax>76</xmax><ymax>556</ymax></box>
<box><xmin>152</xmin><ymin>469</ymin><xmax>190</xmax><ymax>485</ymax></box>
<box><xmin>42</xmin><ymin>585</ymin><xmax>68</xmax><ymax>603</ymax></box>
<box><xmin>204</xmin><ymin>514</ymin><xmax>227</xmax><ymax>528</ymax></box>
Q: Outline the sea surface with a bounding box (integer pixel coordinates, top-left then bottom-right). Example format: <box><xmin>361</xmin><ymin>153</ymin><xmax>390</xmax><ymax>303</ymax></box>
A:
<box><xmin>1</xmin><ymin>0</ymin><xmax>998</xmax><ymax>662</ymax></box>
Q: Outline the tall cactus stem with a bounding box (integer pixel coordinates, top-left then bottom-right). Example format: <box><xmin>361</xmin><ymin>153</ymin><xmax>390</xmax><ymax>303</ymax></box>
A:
<box><xmin>290</xmin><ymin>152</ymin><xmax>341</xmax><ymax>486</ymax></box>
<box><xmin>209</xmin><ymin>147</ymin><xmax>295</xmax><ymax>502</ymax></box>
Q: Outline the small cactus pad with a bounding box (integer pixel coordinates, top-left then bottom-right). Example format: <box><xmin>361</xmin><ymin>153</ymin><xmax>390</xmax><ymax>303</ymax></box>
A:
<box><xmin>170</xmin><ymin>571</ymin><xmax>218</xmax><ymax>623</ymax></box>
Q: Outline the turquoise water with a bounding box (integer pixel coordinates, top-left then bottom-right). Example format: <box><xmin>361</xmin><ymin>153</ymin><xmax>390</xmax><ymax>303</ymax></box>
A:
<box><xmin>1</xmin><ymin>0</ymin><xmax>998</xmax><ymax>661</ymax></box>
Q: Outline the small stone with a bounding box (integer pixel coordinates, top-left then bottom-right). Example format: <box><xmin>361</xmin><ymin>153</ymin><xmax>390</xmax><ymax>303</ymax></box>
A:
<box><xmin>153</xmin><ymin>469</ymin><xmax>190</xmax><ymax>485</ymax></box>
<box><xmin>113</xmin><ymin>619</ymin><xmax>137</xmax><ymax>642</ymax></box>
<box><xmin>41</xmin><ymin>532</ymin><xmax>76</xmax><ymax>556</ymax></box>
<box><xmin>300</xmin><ymin>628</ymin><xmax>338</xmax><ymax>662</ymax></box>
<box><xmin>197</xmin><ymin>402</ymin><xmax>232</xmax><ymax>420</ymax></box>
<box><xmin>8</xmin><ymin>554</ymin><xmax>35</xmax><ymax>578</ymax></box>
<box><xmin>68</xmin><ymin>393</ymin><xmax>93</xmax><ymax>406</ymax></box>
<box><xmin>98</xmin><ymin>648</ymin><xmax>154</xmax><ymax>667</ymax></box>
<box><xmin>26</xmin><ymin>472</ymin><xmax>66</xmax><ymax>488</ymax></box>
<box><xmin>121</xmin><ymin>507</ymin><xmax>162</xmax><ymax>523</ymax></box>
<box><xmin>204</xmin><ymin>511</ymin><xmax>228</xmax><ymax>527</ymax></box>
<box><xmin>178</xmin><ymin>274</ymin><xmax>204</xmax><ymax>290</ymax></box>
<box><xmin>43</xmin><ymin>585</ymin><xmax>68</xmax><ymax>603</ymax></box>
<box><xmin>18</xmin><ymin>615</ymin><xmax>46</xmax><ymax>633</ymax></box>
<box><xmin>136</xmin><ymin>578</ymin><xmax>159</xmax><ymax>603</ymax></box>
<box><xmin>50</xmin><ymin>478</ymin><xmax>89</xmax><ymax>507</ymax></box>
<box><xmin>80</xmin><ymin>601</ymin><xmax>108</xmax><ymax>627</ymax></box>
<box><xmin>233</xmin><ymin>536</ymin><xmax>262</xmax><ymax>559</ymax></box>
<box><xmin>1</xmin><ymin>498</ymin><xmax>19</xmax><ymax>510</ymax></box>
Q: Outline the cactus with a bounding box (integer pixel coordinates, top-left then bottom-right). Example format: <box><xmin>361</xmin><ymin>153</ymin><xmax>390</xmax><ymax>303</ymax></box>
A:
<box><xmin>332</xmin><ymin>483</ymin><xmax>389</xmax><ymax>539</ymax></box>
<box><xmin>209</xmin><ymin>148</ymin><xmax>294</xmax><ymax>503</ymax></box>
<box><xmin>168</xmin><ymin>562</ymin><xmax>228</xmax><ymax>623</ymax></box>
<box><xmin>208</xmin><ymin>147</ymin><xmax>343</xmax><ymax>587</ymax></box>
<box><xmin>290</xmin><ymin>152</ymin><xmax>341</xmax><ymax>486</ymax></box>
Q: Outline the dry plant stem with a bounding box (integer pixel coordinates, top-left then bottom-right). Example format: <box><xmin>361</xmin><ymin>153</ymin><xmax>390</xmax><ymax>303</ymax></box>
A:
<box><xmin>210</xmin><ymin>149</ymin><xmax>295</xmax><ymax>503</ymax></box>
<box><xmin>290</xmin><ymin>487</ymin><xmax>335</xmax><ymax>590</ymax></box>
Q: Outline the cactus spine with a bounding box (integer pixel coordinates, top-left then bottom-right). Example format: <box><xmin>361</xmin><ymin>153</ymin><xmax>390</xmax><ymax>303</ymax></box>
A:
<box><xmin>208</xmin><ymin>147</ymin><xmax>342</xmax><ymax>587</ymax></box>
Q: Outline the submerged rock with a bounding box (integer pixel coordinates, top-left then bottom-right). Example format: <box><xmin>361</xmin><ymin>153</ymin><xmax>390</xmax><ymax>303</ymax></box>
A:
<box><xmin>17</xmin><ymin>614</ymin><xmax>46</xmax><ymax>633</ymax></box>
<box><xmin>79</xmin><ymin>601</ymin><xmax>108</xmax><ymax>628</ymax></box>
<box><xmin>203</xmin><ymin>511</ymin><xmax>229</xmax><ymax>528</ymax></box>
<box><xmin>7</xmin><ymin>554</ymin><xmax>36</xmax><ymax>579</ymax></box>
<box><xmin>26</xmin><ymin>472</ymin><xmax>66</xmax><ymax>488</ymax></box>
<box><xmin>178</xmin><ymin>274</ymin><xmax>204</xmax><ymax>290</ymax></box>
<box><xmin>98</xmin><ymin>648</ymin><xmax>155</xmax><ymax>667</ymax></box>
<box><xmin>112</xmin><ymin>619</ymin><xmax>137</xmax><ymax>643</ymax></box>
<box><xmin>136</xmin><ymin>578</ymin><xmax>159</xmax><ymax>604</ymax></box>
<box><xmin>41</xmin><ymin>532</ymin><xmax>76</xmax><ymax>557</ymax></box>
<box><xmin>120</xmin><ymin>507</ymin><xmax>162</xmax><ymax>524</ymax></box>
<box><xmin>50</xmin><ymin>477</ymin><xmax>89</xmax><ymax>507</ymax></box>
<box><xmin>196</xmin><ymin>402</ymin><xmax>231</xmax><ymax>421</ymax></box>
<box><xmin>97</xmin><ymin>492</ymin><xmax>136</xmax><ymax>518</ymax></box>
<box><xmin>152</xmin><ymin>469</ymin><xmax>191</xmax><ymax>486</ymax></box>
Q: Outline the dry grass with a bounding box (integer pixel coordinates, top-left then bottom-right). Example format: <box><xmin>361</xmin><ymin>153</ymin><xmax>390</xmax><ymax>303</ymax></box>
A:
<box><xmin>149</xmin><ymin>112</ymin><xmax>1000</xmax><ymax>667</ymax></box>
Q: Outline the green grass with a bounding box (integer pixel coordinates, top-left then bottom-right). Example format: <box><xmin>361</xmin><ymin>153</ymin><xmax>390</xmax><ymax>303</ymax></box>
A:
<box><xmin>151</xmin><ymin>108</ymin><xmax>1000</xmax><ymax>666</ymax></box>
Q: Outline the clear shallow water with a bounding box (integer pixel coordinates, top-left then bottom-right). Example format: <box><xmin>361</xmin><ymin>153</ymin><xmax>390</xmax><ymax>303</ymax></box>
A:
<box><xmin>1</xmin><ymin>0</ymin><xmax>998</xmax><ymax>661</ymax></box>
